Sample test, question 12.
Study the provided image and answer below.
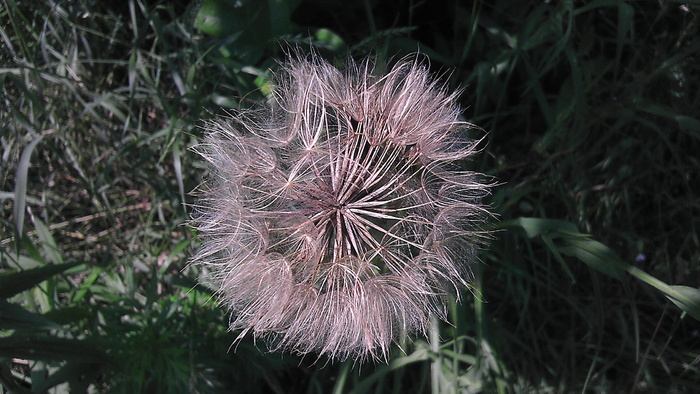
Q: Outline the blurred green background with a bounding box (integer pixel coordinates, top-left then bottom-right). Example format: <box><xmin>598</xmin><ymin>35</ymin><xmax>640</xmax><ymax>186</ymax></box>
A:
<box><xmin>1</xmin><ymin>0</ymin><xmax>699</xmax><ymax>392</ymax></box>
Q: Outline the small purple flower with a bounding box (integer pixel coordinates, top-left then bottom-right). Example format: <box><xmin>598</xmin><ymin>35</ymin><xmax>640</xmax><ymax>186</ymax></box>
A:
<box><xmin>191</xmin><ymin>54</ymin><xmax>491</xmax><ymax>361</ymax></box>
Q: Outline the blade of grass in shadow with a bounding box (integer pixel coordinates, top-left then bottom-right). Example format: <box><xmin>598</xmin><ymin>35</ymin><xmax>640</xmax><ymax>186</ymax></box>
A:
<box><xmin>636</xmin><ymin>102</ymin><xmax>700</xmax><ymax>139</ymax></box>
<box><xmin>32</xmin><ymin>218</ymin><xmax>63</xmax><ymax>265</ymax></box>
<box><xmin>503</xmin><ymin>217</ymin><xmax>700</xmax><ymax>320</ymax></box>
<box><xmin>0</xmin><ymin>336</ymin><xmax>111</xmax><ymax>364</ymax></box>
<box><xmin>347</xmin><ymin>348</ymin><xmax>430</xmax><ymax>394</ymax></box>
<box><xmin>33</xmin><ymin>361</ymin><xmax>103</xmax><ymax>393</ymax></box>
<box><xmin>0</xmin><ymin>261</ymin><xmax>82</xmax><ymax>299</ymax></box>
<box><xmin>559</xmin><ymin>237</ymin><xmax>628</xmax><ymax>280</ymax></box>
<box><xmin>331</xmin><ymin>360</ymin><xmax>352</xmax><ymax>394</ymax></box>
<box><xmin>13</xmin><ymin>135</ymin><xmax>43</xmax><ymax>237</ymax></box>
<box><xmin>172</xmin><ymin>139</ymin><xmax>186</xmax><ymax>216</ymax></box>
<box><xmin>0</xmin><ymin>301</ymin><xmax>64</xmax><ymax>331</ymax></box>
<box><xmin>626</xmin><ymin>268</ymin><xmax>700</xmax><ymax>321</ymax></box>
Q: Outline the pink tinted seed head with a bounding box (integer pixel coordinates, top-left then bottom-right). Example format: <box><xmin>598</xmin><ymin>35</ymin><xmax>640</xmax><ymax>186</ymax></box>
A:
<box><xmin>191</xmin><ymin>53</ymin><xmax>491</xmax><ymax>362</ymax></box>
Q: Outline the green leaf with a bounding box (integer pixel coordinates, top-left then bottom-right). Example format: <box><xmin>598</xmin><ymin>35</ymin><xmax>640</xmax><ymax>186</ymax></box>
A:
<box><xmin>163</xmin><ymin>273</ymin><xmax>214</xmax><ymax>295</ymax></box>
<box><xmin>558</xmin><ymin>238</ymin><xmax>630</xmax><ymax>280</ymax></box>
<box><xmin>72</xmin><ymin>268</ymin><xmax>101</xmax><ymax>303</ymax></box>
<box><xmin>13</xmin><ymin>135</ymin><xmax>43</xmax><ymax>236</ymax></box>
<box><xmin>43</xmin><ymin>306</ymin><xmax>95</xmax><ymax>326</ymax></box>
<box><xmin>33</xmin><ymin>218</ymin><xmax>63</xmax><ymax>265</ymax></box>
<box><xmin>637</xmin><ymin>103</ymin><xmax>700</xmax><ymax>138</ymax></box>
<box><xmin>503</xmin><ymin>217</ymin><xmax>700</xmax><ymax>320</ymax></box>
<box><xmin>0</xmin><ymin>336</ymin><xmax>111</xmax><ymax>363</ymax></box>
<box><xmin>172</xmin><ymin>139</ymin><xmax>186</xmax><ymax>216</ymax></box>
<box><xmin>574</xmin><ymin>0</ymin><xmax>631</xmax><ymax>15</ymax></box>
<box><xmin>157</xmin><ymin>239</ymin><xmax>191</xmax><ymax>275</ymax></box>
<box><xmin>614</xmin><ymin>2</ymin><xmax>634</xmax><ymax>75</ymax></box>
<box><xmin>33</xmin><ymin>362</ymin><xmax>101</xmax><ymax>393</ymax></box>
<box><xmin>267</xmin><ymin>0</ymin><xmax>296</xmax><ymax>36</ymax></box>
<box><xmin>0</xmin><ymin>301</ymin><xmax>64</xmax><ymax>331</ymax></box>
<box><xmin>315</xmin><ymin>28</ymin><xmax>347</xmax><ymax>51</ymax></box>
<box><xmin>0</xmin><ymin>261</ymin><xmax>82</xmax><ymax>299</ymax></box>
<box><xmin>665</xmin><ymin>285</ymin><xmax>700</xmax><ymax>321</ymax></box>
<box><xmin>196</xmin><ymin>0</ymin><xmax>243</xmax><ymax>37</ymax></box>
<box><xmin>540</xmin><ymin>233</ymin><xmax>576</xmax><ymax>282</ymax></box>
<box><xmin>675</xmin><ymin>115</ymin><xmax>700</xmax><ymax>134</ymax></box>
<box><xmin>347</xmin><ymin>347</ymin><xmax>430</xmax><ymax>394</ymax></box>
<box><xmin>38</xmin><ymin>359</ymin><xmax>106</xmax><ymax>393</ymax></box>
<box><xmin>626</xmin><ymin>266</ymin><xmax>700</xmax><ymax>320</ymax></box>
<box><xmin>499</xmin><ymin>217</ymin><xmax>579</xmax><ymax>239</ymax></box>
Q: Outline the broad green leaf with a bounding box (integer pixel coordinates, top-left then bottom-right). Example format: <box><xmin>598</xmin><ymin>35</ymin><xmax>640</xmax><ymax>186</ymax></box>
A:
<box><xmin>503</xmin><ymin>217</ymin><xmax>700</xmax><ymax>320</ymax></box>
<box><xmin>0</xmin><ymin>261</ymin><xmax>82</xmax><ymax>299</ymax></box>
<box><xmin>665</xmin><ymin>285</ymin><xmax>700</xmax><ymax>321</ymax></box>
<box><xmin>0</xmin><ymin>336</ymin><xmax>110</xmax><ymax>363</ymax></box>
<box><xmin>33</xmin><ymin>362</ymin><xmax>96</xmax><ymax>393</ymax></box>
<box><xmin>626</xmin><ymin>267</ymin><xmax>700</xmax><ymax>320</ymax></box>
<box><xmin>0</xmin><ymin>301</ymin><xmax>64</xmax><ymax>331</ymax></box>
<box><xmin>558</xmin><ymin>238</ymin><xmax>630</xmax><ymax>280</ymax></box>
<box><xmin>43</xmin><ymin>306</ymin><xmax>94</xmax><ymax>326</ymax></box>
<box><xmin>33</xmin><ymin>360</ymin><xmax>105</xmax><ymax>393</ymax></box>
<box><xmin>2</xmin><ymin>253</ymin><xmax>43</xmax><ymax>270</ymax></box>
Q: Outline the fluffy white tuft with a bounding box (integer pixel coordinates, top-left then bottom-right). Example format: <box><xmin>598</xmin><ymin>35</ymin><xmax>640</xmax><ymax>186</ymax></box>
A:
<box><xmin>191</xmin><ymin>53</ymin><xmax>492</xmax><ymax>362</ymax></box>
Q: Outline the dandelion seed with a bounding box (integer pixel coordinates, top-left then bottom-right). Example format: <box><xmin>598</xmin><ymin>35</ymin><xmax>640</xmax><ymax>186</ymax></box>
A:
<box><xmin>191</xmin><ymin>53</ymin><xmax>492</xmax><ymax>362</ymax></box>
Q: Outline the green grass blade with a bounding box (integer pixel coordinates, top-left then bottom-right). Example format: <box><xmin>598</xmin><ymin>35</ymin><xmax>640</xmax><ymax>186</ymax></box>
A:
<box><xmin>0</xmin><ymin>336</ymin><xmax>111</xmax><ymax>363</ymax></box>
<box><xmin>626</xmin><ymin>267</ymin><xmax>700</xmax><ymax>320</ymax></box>
<box><xmin>499</xmin><ymin>217</ymin><xmax>579</xmax><ymax>238</ymax></box>
<box><xmin>13</xmin><ymin>136</ymin><xmax>43</xmax><ymax>236</ymax></box>
<box><xmin>0</xmin><ymin>261</ymin><xmax>82</xmax><ymax>299</ymax></box>
<box><xmin>0</xmin><ymin>301</ymin><xmax>64</xmax><ymax>331</ymax></box>
<box><xmin>32</xmin><ymin>218</ymin><xmax>63</xmax><ymax>265</ymax></box>
<box><xmin>347</xmin><ymin>348</ymin><xmax>430</xmax><ymax>394</ymax></box>
<box><xmin>558</xmin><ymin>237</ymin><xmax>629</xmax><ymax>280</ymax></box>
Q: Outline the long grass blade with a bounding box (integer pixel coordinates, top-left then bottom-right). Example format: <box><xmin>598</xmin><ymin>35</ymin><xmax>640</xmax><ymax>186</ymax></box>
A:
<box><xmin>13</xmin><ymin>136</ymin><xmax>43</xmax><ymax>237</ymax></box>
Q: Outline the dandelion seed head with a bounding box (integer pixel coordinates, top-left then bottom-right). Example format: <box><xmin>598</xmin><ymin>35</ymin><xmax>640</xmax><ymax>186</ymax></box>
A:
<box><xmin>191</xmin><ymin>53</ymin><xmax>492</xmax><ymax>362</ymax></box>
